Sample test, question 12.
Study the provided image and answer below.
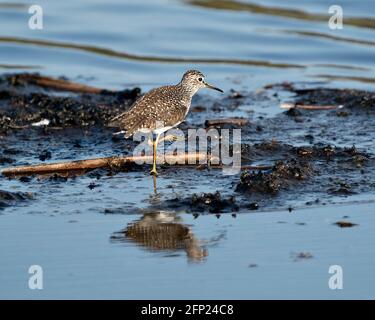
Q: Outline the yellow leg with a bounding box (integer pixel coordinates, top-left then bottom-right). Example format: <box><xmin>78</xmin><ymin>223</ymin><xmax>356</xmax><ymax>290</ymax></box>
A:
<box><xmin>150</xmin><ymin>133</ymin><xmax>161</xmax><ymax>176</ymax></box>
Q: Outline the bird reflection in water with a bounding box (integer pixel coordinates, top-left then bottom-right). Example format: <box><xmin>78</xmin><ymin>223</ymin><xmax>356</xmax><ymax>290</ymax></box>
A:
<box><xmin>111</xmin><ymin>211</ymin><xmax>208</xmax><ymax>262</ymax></box>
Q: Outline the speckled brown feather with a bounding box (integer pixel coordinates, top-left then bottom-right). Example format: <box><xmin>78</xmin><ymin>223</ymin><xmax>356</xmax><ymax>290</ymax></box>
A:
<box><xmin>109</xmin><ymin>70</ymin><xmax>209</xmax><ymax>138</ymax></box>
<box><xmin>110</xmin><ymin>85</ymin><xmax>191</xmax><ymax>138</ymax></box>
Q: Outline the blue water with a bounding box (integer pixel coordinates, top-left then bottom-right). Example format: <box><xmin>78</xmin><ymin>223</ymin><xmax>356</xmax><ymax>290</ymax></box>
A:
<box><xmin>1</xmin><ymin>0</ymin><xmax>375</xmax><ymax>299</ymax></box>
<box><xmin>1</xmin><ymin>203</ymin><xmax>374</xmax><ymax>299</ymax></box>
<box><xmin>0</xmin><ymin>0</ymin><xmax>374</xmax><ymax>91</ymax></box>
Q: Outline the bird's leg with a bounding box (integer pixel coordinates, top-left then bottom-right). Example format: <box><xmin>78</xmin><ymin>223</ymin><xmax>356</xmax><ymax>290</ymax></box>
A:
<box><xmin>152</xmin><ymin>174</ymin><xmax>157</xmax><ymax>194</ymax></box>
<box><xmin>150</xmin><ymin>133</ymin><xmax>161</xmax><ymax>176</ymax></box>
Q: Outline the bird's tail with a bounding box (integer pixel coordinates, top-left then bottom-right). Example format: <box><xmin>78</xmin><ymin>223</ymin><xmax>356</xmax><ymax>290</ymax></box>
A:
<box><xmin>108</xmin><ymin>112</ymin><xmax>138</xmax><ymax>139</ymax></box>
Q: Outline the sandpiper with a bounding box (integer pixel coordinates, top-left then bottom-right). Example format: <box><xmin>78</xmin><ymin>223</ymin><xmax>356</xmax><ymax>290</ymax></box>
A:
<box><xmin>110</xmin><ymin>70</ymin><xmax>223</xmax><ymax>175</ymax></box>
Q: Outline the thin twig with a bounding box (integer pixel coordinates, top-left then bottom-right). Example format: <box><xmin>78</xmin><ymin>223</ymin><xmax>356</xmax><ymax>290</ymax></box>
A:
<box><xmin>196</xmin><ymin>163</ymin><xmax>271</xmax><ymax>171</ymax></box>
<box><xmin>280</xmin><ymin>102</ymin><xmax>344</xmax><ymax>110</ymax></box>
<box><xmin>205</xmin><ymin>118</ymin><xmax>249</xmax><ymax>127</ymax></box>
<box><xmin>13</xmin><ymin>74</ymin><xmax>108</xmax><ymax>94</ymax></box>
<box><xmin>1</xmin><ymin>153</ymin><xmax>211</xmax><ymax>177</ymax></box>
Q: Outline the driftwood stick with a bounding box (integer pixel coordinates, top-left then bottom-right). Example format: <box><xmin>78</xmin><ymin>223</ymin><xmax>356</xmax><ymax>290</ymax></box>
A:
<box><xmin>1</xmin><ymin>153</ymin><xmax>210</xmax><ymax>177</ymax></box>
<box><xmin>280</xmin><ymin>102</ymin><xmax>344</xmax><ymax>110</ymax></box>
<box><xmin>195</xmin><ymin>163</ymin><xmax>272</xmax><ymax>171</ymax></box>
<box><xmin>209</xmin><ymin>165</ymin><xmax>272</xmax><ymax>171</ymax></box>
<box><xmin>205</xmin><ymin>118</ymin><xmax>249</xmax><ymax>127</ymax></box>
<box><xmin>13</xmin><ymin>74</ymin><xmax>108</xmax><ymax>94</ymax></box>
<box><xmin>239</xmin><ymin>165</ymin><xmax>272</xmax><ymax>171</ymax></box>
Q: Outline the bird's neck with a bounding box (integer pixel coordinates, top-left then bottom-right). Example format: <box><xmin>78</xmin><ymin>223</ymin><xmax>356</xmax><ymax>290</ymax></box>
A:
<box><xmin>176</xmin><ymin>82</ymin><xmax>199</xmax><ymax>98</ymax></box>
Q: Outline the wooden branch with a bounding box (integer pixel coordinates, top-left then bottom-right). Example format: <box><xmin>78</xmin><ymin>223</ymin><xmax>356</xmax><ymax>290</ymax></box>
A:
<box><xmin>192</xmin><ymin>163</ymin><xmax>272</xmax><ymax>171</ymax></box>
<box><xmin>280</xmin><ymin>102</ymin><xmax>344</xmax><ymax>110</ymax></box>
<box><xmin>1</xmin><ymin>153</ymin><xmax>211</xmax><ymax>177</ymax></box>
<box><xmin>2</xmin><ymin>152</ymin><xmax>272</xmax><ymax>177</ymax></box>
<box><xmin>13</xmin><ymin>74</ymin><xmax>108</xmax><ymax>94</ymax></box>
<box><xmin>240</xmin><ymin>165</ymin><xmax>272</xmax><ymax>171</ymax></box>
<box><xmin>205</xmin><ymin>118</ymin><xmax>249</xmax><ymax>127</ymax></box>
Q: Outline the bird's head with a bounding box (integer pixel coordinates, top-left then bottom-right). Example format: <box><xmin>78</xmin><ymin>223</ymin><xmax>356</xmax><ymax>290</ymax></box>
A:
<box><xmin>180</xmin><ymin>70</ymin><xmax>223</xmax><ymax>94</ymax></box>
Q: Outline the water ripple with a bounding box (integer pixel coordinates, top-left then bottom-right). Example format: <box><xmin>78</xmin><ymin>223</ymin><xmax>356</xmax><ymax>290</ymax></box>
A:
<box><xmin>188</xmin><ymin>0</ymin><xmax>375</xmax><ymax>29</ymax></box>
<box><xmin>0</xmin><ymin>36</ymin><xmax>304</xmax><ymax>69</ymax></box>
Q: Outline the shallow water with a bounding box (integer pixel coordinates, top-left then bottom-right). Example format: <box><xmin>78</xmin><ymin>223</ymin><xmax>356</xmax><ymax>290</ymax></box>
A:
<box><xmin>0</xmin><ymin>0</ymin><xmax>375</xmax><ymax>90</ymax></box>
<box><xmin>1</xmin><ymin>0</ymin><xmax>375</xmax><ymax>299</ymax></box>
<box><xmin>1</xmin><ymin>203</ymin><xmax>375</xmax><ymax>299</ymax></box>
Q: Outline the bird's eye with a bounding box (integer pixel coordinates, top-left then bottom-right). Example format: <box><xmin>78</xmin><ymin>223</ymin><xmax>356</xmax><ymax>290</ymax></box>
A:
<box><xmin>198</xmin><ymin>77</ymin><xmax>203</xmax><ymax>82</ymax></box>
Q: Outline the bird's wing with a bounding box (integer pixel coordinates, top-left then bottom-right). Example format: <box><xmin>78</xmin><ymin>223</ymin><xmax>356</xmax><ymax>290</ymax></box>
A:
<box><xmin>109</xmin><ymin>86</ymin><xmax>179</xmax><ymax>136</ymax></box>
<box><xmin>108</xmin><ymin>93</ymin><xmax>148</xmax><ymax>127</ymax></box>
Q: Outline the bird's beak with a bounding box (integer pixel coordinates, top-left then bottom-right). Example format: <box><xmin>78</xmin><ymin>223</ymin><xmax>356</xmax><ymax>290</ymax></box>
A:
<box><xmin>204</xmin><ymin>81</ymin><xmax>223</xmax><ymax>93</ymax></box>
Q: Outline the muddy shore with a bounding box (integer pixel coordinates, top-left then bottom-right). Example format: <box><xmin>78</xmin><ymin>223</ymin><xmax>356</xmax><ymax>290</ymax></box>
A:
<box><xmin>0</xmin><ymin>73</ymin><xmax>374</xmax><ymax>213</ymax></box>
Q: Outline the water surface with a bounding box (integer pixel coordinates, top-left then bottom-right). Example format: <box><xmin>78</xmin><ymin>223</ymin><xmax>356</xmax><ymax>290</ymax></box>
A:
<box><xmin>1</xmin><ymin>0</ymin><xmax>374</xmax><ymax>299</ymax></box>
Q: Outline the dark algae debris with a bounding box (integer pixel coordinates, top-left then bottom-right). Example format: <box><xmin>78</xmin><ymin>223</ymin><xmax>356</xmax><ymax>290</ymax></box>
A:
<box><xmin>0</xmin><ymin>189</ymin><xmax>32</xmax><ymax>209</ymax></box>
<box><xmin>0</xmin><ymin>73</ymin><xmax>140</xmax><ymax>133</ymax></box>
<box><xmin>1</xmin><ymin>73</ymin><xmax>375</xmax><ymax>213</ymax></box>
<box><xmin>334</xmin><ymin>221</ymin><xmax>359</xmax><ymax>228</ymax></box>
<box><xmin>236</xmin><ymin>159</ymin><xmax>313</xmax><ymax>195</ymax></box>
<box><xmin>152</xmin><ymin>191</ymin><xmax>239</xmax><ymax>214</ymax></box>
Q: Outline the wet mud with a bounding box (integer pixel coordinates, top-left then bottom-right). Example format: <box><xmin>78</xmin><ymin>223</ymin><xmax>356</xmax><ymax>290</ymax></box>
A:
<box><xmin>1</xmin><ymin>73</ymin><xmax>374</xmax><ymax>213</ymax></box>
<box><xmin>0</xmin><ymin>189</ymin><xmax>32</xmax><ymax>209</ymax></box>
<box><xmin>0</xmin><ymin>73</ymin><xmax>139</xmax><ymax>132</ymax></box>
<box><xmin>151</xmin><ymin>191</ymin><xmax>240</xmax><ymax>214</ymax></box>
